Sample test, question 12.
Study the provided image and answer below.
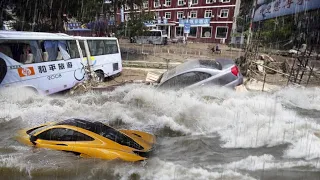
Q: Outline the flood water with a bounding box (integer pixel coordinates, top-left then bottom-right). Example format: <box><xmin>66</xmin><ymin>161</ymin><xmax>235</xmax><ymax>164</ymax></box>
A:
<box><xmin>0</xmin><ymin>85</ymin><xmax>320</xmax><ymax>180</ymax></box>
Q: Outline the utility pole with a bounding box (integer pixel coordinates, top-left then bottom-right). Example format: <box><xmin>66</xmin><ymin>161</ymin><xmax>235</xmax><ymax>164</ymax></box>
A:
<box><xmin>246</xmin><ymin>0</ymin><xmax>257</xmax><ymax>48</ymax></box>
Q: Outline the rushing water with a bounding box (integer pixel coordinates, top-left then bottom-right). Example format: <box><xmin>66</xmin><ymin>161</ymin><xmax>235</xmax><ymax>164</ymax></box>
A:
<box><xmin>0</xmin><ymin>85</ymin><xmax>320</xmax><ymax>180</ymax></box>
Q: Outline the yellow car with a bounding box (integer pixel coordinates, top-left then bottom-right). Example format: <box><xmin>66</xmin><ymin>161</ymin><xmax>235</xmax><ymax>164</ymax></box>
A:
<box><xmin>16</xmin><ymin>119</ymin><xmax>156</xmax><ymax>162</ymax></box>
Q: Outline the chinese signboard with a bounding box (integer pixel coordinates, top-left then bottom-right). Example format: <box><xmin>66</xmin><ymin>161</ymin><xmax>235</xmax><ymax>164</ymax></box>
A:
<box><xmin>254</xmin><ymin>0</ymin><xmax>320</xmax><ymax>22</ymax></box>
<box><xmin>144</xmin><ymin>18</ymin><xmax>168</xmax><ymax>26</ymax></box>
<box><xmin>184</xmin><ymin>23</ymin><xmax>191</xmax><ymax>34</ymax></box>
<box><xmin>17</xmin><ymin>62</ymin><xmax>74</xmax><ymax>78</ymax></box>
<box><xmin>179</xmin><ymin>18</ymin><xmax>210</xmax><ymax>27</ymax></box>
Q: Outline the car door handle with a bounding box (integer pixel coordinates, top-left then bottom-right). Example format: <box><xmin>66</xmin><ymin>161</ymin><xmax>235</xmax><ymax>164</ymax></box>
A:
<box><xmin>56</xmin><ymin>144</ymin><xmax>68</xmax><ymax>146</ymax></box>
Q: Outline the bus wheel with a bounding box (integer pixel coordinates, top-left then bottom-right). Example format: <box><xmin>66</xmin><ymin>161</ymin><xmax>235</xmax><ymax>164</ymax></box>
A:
<box><xmin>95</xmin><ymin>70</ymin><xmax>105</xmax><ymax>82</ymax></box>
<box><xmin>24</xmin><ymin>87</ymin><xmax>39</xmax><ymax>96</ymax></box>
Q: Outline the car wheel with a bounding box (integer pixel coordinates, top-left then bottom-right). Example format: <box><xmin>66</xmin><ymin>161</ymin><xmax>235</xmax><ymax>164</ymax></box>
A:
<box><xmin>95</xmin><ymin>71</ymin><xmax>105</xmax><ymax>82</ymax></box>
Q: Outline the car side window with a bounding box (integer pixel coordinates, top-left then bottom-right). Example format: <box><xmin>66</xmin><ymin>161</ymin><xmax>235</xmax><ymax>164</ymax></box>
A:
<box><xmin>160</xmin><ymin>72</ymin><xmax>211</xmax><ymax>90</ymax></box>
<box><xmin>196</xmin><ymin>72</ymin><xmax>211</xmax><ymax>81</ymax></box>
<box><xmin>73</xmin><ymin>131</ymin><xmax>94</xmax><ymax>141</ymax></box>
<box><xmin>37</xmin><ymin>128</ymin><xmax>94</xmax><ymax>141</ymax></box>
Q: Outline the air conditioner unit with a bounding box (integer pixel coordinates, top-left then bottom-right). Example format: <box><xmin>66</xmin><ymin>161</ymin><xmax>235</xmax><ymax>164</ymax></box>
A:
<box><xmin>211</xmin><ymin>15</ymin><xmax>215</xmax><ymax>18</ymax></box>
<box><xmin>182</xmin><ymin>16</ymin><xmax>186</xmax><ymax>18</ymax></box>
<box><xmin>183</xmin><ymin>2</ymin><xmax>187</xmax><ymax>5</ymax></box>
<box><xmin>162</xmin><ymin>4</ymin><xmax>167</xmax><ymax>7</ymax></box>
<box><xmin>188</xmin><ymin>15</ymin><xmax>191</xmax><ymax>18</ymax></box>
<box><xmin>219</xmin><ymin>0</ymin><xmax>223</xmax><ymax>2</ymax></box>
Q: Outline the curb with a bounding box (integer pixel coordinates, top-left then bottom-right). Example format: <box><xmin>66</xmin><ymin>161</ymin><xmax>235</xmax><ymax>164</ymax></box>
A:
<box><xmin>123</xmin><ymin>60</ymin><xmax>181</xmax><ymax>69</ymax></box>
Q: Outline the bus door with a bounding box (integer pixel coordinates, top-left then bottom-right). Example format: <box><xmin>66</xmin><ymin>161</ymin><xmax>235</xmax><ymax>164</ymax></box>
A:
<box><xmin>36</xmin><ymin>40</ymin><xmax>85</xmax><ymax>94</ymax></box>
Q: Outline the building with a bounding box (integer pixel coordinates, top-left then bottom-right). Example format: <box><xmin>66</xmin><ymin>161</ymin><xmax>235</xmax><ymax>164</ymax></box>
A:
<box><xmin>117</xmin><ymin>0</ymin><xmax>241</xmax><ymax>43</ymax></box>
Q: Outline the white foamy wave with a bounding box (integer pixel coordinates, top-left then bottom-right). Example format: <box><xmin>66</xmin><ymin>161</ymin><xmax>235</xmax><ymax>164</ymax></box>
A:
<box><xmin>211</xmin><ymin>154</ymin><xmax>320</xmax><ymax>171</ymax></box>
<box><xmin>276</xmin><ymin>86</ymin><xmax>320</xmax><ymax>110</ymax></box>
<box><xmin>112</xmin><ymin>158</ymin><xmax>255</xmax><ymax>180</ymax></box>
<box><xmin>1</xmin><ymin>84</ymin><xmax>320</xmax><ymax>160</ymax></box>
<box><xmin>0</xmin><ymin>153</ymin><xmax>33</xmax><ymax>178</ymax></box>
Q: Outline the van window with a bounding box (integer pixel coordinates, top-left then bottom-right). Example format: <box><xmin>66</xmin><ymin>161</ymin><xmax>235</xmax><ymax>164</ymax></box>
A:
<box><xmin>87</xmin><ymin>40</ymin><xmax>118</xmax><ymax>55</ymax></box>
<box><xmin>58</xmin><ymin>41</ymin><xmax>71</xmax><ymax>60</ymax></box>
<box><xmin>87</xmin><ymin>40</ymin><xmax>105</xmax><ymax>56</ymax></box>
<box><xmin>104</xmin><ymin>40</ymin><xmax>118</xmax><ymax>54</ymax></box>
<box><xmin>67</xmin><ymin>40</ymin><xmax>86</xmax><ymax>59</ymax></box>
<box><xmin>0</xmin><ymin>40</ymin><xmax>43</xmax><ymax>64</ymax></box>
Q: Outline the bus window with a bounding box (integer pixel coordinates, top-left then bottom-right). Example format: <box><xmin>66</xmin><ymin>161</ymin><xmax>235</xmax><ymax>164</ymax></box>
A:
<box><xmin>104</xmin><ymin>40</ymin><xmax>118</xmax><ymax>54</ymax></box>
<box><xmin>154</xmin><ymin>31</ymin><xmax>161</xmax><ymax>36</ymax></box>
<box><xmin>67</xmin><ymin>40</ymin><xmax>86</xmax><ymax>59</ymax></box>
<box><xmin>87</xmin><ymin>40</ymin><xmax>105</xmax><ymax>56</ymax></box>
<box><xmin>43</xmin><ymin>40</ymin><xmax>58</xmax><ymax>61</ymax></box>
<box><xmin>0</xmin><ymin>40</ymin><xmax>42</xmax><ymax>64</ymax></box>
<box><xmin>0</xmin><ymin>44</ymin><xmax>13</xmax><ymax>58</ymax></box>
<box><xmin>58</xmin><ymin>41</ymin><xmax>71</xmax><ymax>60</ymax></box>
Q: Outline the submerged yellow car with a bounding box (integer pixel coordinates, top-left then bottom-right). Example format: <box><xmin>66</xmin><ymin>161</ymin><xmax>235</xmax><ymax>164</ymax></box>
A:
<box><xmin>16</xmin><ymin>119</ymin><xmax>156</xmax><ymax>162</ymax></box>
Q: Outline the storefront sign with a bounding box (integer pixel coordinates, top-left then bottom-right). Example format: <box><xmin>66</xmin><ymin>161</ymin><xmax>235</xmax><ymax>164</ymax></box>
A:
<box><xmin>144</xmin><ymin>18</ymin><xmax>168</xmax><ymax>26</ymax></box>
<box><xmin>179</xmin><ymin>18</ymin><xmax>210</xmax><ymax>27</ymax></box>
<box><xmin>254</xmin><ymin>0</ymin><xmax>320</xmax><ymax>22</ymax></box>
<box><xmin>184</xmin><ymin>23</ymin><xmax>191</xmax><ymax>34</ymax></box>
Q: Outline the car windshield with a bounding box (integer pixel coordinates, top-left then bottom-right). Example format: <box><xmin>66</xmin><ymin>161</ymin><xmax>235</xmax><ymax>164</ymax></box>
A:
<box><xmin>27</xmin><ymin>124</ymin><xmax>53</xmax><ymax>135</ymax></box>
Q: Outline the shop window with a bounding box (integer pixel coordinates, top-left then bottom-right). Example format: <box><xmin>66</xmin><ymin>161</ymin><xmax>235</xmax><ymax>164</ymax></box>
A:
<box><xmin>201</xmin><ymin>27</ymin><xmax>212</xmax><ymax>38</ymax></box>
<box><xmin>189</xmin><ymin>27</ymin><xmax>197</xmax><ymax>37</ymax></box>
<box><xmin>175</xmin><ymin>27</ymin><xmax>184</xmax><ymax>37</ymax></box>
<box><xmin>216</xmin><ymin>27</ymin><xmax>228</xmax><ymax>39</ymax></box>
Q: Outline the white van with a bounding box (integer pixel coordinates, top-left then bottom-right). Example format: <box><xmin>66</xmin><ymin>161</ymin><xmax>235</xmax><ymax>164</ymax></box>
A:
<box><xmin>74</xmin><ymin>37</ymin><xmax>122</xmax><ymax>82</ymax></box>
<box><xmin>0</xmin><ymin>31</ymin><xmax>86</xmax><ymax>95</ymax></box>
<box><xmin>135</xmin><ymin>30</ymin><xmax>168</xmax><ymax>45</ymax></box>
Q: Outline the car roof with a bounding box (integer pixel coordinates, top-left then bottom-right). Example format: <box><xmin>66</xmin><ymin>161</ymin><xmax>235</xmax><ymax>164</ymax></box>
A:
<box><xmin>56</xmin><ymin>119</ymin><xmax>114</xmax><ymax>133</ymax></box>
<box><xmin>161</xmin><ymin>59</ymin><xmax>222</xmax><ymax>82</ymax></box>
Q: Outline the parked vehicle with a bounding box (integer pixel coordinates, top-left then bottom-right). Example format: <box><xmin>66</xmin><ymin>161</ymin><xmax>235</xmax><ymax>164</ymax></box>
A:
<box><xmin>73</xmin><ymin>36</ymin><xmax>123</xmax><ymax>82</ymax></box>
<box><xmin>0</xmin><ymin>31</ymin><xmax>86</xmax><ymax>95</ymax></box>
<box><xmin>0</xmin><ymin>31</ymin><xmax>123</xmax><ymax>94</ymax></box>
<box><xmin>157</xmin><ymin>59</ymin><xmax>243</xmax><ymax>90</ymax></box>
<box><xmin>135</xmin><ymin>30</ymin><xmax>168</xmax><ymax>45</ymax></box>
<box><xmin>16</xmin><ymin>119</ymin><xmax>156</xmax><ymax>162</ymax></box>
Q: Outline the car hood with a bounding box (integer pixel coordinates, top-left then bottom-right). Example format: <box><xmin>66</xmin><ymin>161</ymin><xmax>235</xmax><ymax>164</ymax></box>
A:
<box><xmin>119</xmin><ymin>129</ymin><xmax>156</xmax><ymax>152</ymax></box>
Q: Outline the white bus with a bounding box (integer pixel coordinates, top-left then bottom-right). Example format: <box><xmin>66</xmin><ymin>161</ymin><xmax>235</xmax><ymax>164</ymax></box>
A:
<box><xmin>0</xmin><ymin>31</ymin><xmax>87</xmax><ymax>95</ymax></box>
<box><xmin>135</xmin><ymin>30</ymin><xmax>168</xmax><ymax>45</ymax></box>
<box><xmin>74</xmin><ymin>36</ymin><xmax>122</xmax><ymax>82</ymax></box>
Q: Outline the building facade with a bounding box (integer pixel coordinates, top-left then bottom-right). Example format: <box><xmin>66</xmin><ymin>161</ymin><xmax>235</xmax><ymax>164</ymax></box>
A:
<box><xmin>118</xmin><ymin>0</ymin><xmax>240</xmax><ymax>43</ymax></box>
